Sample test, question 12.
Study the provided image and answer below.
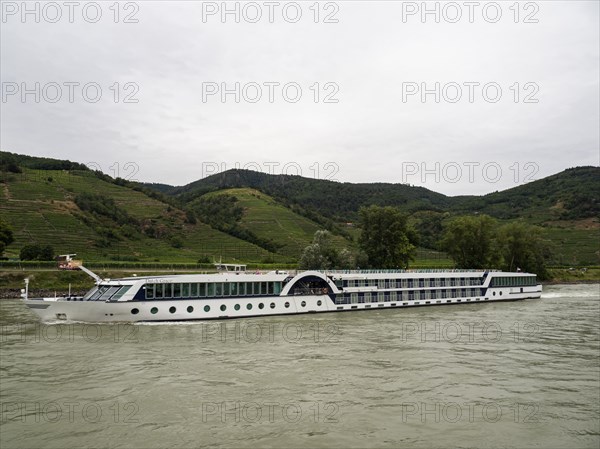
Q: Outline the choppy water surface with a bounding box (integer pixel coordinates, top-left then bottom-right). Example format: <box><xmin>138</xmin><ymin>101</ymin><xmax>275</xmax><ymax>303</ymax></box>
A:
<box><xmin>1</xmin><ymin>284</ymin><xmax>598</xmax><ymax>448</ymax></box>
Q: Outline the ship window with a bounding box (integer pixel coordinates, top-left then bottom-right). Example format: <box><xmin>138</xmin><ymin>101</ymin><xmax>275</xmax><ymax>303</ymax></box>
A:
<box><xmin>440</xmin><ymin>279</ymin><xmax>446</xmax><ymax>287</ymax></box>
<box><xmin>268</xmin><ymin>282</ymin><xmax>274</xmax><ymax>295</ymax></box>
<box><xmin>261</xmin><ymin>282</ymin><xmax>267</xmax><ymax>295</ymax></box>
<box><xmin>239</xmin><ymin>283</ymin><xmax>246</xmax><ymax>296</ymax></box>
<box><xmin>418</xmin><ymin>279</ymin><xmax>424</xmax><ymax>288</ymax></box>
<box><xmin>420</xmin><ymin>291</ymin><xmax>425</xmax><ymax>300</ymax></box>
<box><xmin>207</xmin><ymin>283</ymin><xmax>215</xmax><ymax>297</ymax></box>
<box><xmin>89</xmin><ymin>285</ymin><xmax>109</xmax><ymax>300</ymax></box>
<box><xmin>169</xmin><ymin>306</ymin><xmax>176</xmax><ymax>314</ymax></box>
<box><xmin>190</xmin><ymin>283</ymin><xmax>198</xmax><ymax>297</ymax></box>
<box><xmin>317</xmin><ymin>300</ymin><xmax>322</xmax><ymax>306</ymax></box>
<box><xmin>83</xmin><ymin>286</ymin><xmax>99</xmax><ymax>300</ymax></box>
<box><xmin>112</xmin><ymin>286</ymin><xmax>132</xmax><ymax>301</ymax></box>
<box><xmin>182</xmin><ymin>283</ymin><xmax>189</xmax><ymax>297</ymax></box>
<box><xmin>230</xmin><ymin>282</ymin><xmax>238</xmax><ymax>296</ymax></box>
<box><xmin>154</xmin><ymin>284</ymin><xmax>163</xmax><ymax>299</ymax></box>
<box><xmin>220</xmin><ymin>304</ymin><xmax>226</xmax><ymax>311</ymax></box>
<box><xmin>408</xmin><ymin>279</ymin><xmax>414</xmax><ymax>288</ymax></box>
<box><xmin>100</xmin><ymin>286</ymin><xmax>121</xmax><ymax>300</ymax></box>
<box><xmin>151</xmin><ymin>307</ymin><xmax>158</xmax><ymax>314</ymax></box>
<box><xmin>247</xmin><ymin>303</ymin><xmax>253</xmax><ymax>310</ymax></box>
<box><xmin>301</xmin><ymin>301</ymin><xmax>306</xmax><ymax>307</ymax></box>
<box><xmin>259</xmin><ymin>303</ymin><xmax>264</xmax><ymax>309</ymax></box>
<box><xmin>204</xmin><ymin>305</ymin><xmax>210</xmax><ymax>312</ymax></box>
<box><xmin>199</xmin><ymin>283</ymin><xmax>206</xmax><ymax>297</ymax></box>
<box><xmin>187</xmin><ymin>306</ymin><xmax>194</xmax><ymax>313</ymax></box>
<box><xmin>274</xmin><ymin>282</ymin><xmax>282</xmax><ymax>295</ymax></box>
<box><xmin>234</xmin><ymin>304</ymin><xmax>240</xmax><ymax>310</ymax></box>
<box><xmin>284</xmin><ymin>302</ymin><xmax>290</xmax><ymax>308</ymax></box>
<box><xmin>351</xmin><ymin>293</ymin><xmax>358</xmax><ymax>304</ymax></box>
<box><xmin>215</xmin><ymin>283</ymin><xmax>223</xmax><ymax>296</ymax></box>
<box><xmin>173</xmin><ymin>283</ymin><xmax>181</xmax><ymax>298</ymax></box>
<box><xmin>223</xmin><ymin>283</ymin><xmax>230</xmax><ymax>296</ymax></box>
<box><xmin>145</xmin><ymin>285</ymin><xmax>155</xmax><ymax>299</ymax></box>
<box><xmin>131</xmin><ymin>308</ymin><xmax>139</xmax><ymax>315</ymax></box>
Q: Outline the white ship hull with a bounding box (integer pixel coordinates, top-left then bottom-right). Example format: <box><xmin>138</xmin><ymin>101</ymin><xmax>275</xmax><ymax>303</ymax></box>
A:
<box><xmin>24</xmin><ymin>282</ymin><xmax>542</xmax><ymax>323</ymax></box>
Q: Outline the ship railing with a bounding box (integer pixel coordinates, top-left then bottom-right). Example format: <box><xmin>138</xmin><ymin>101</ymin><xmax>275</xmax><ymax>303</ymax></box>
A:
<box><xmin>320</xmin><ymin>269</ymin><xmax>499</xmax><ymax>275</ymax></box>
<box><xmin>292</xmin><ymin>288</ymin><xmax>329</xmax><ymax>296</ymax></box>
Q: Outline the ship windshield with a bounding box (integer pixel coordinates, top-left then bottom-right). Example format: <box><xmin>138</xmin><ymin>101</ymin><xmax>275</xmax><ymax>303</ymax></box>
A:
<box><xmin>84</xmin><ymin>285</ymin><xmax>133</xmax><ymax>301</ymax></box>
<box><xmin>83</xmin><ymin>286</ymin><xmax>99</xmax><ymax>300</ymax></box>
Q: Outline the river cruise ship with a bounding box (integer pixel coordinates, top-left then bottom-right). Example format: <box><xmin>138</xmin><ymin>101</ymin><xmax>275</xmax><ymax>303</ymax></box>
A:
<box><xmin>21</xmin><ymin>265</ymin><xmax>542</xmax><ymax>323</ymax></box>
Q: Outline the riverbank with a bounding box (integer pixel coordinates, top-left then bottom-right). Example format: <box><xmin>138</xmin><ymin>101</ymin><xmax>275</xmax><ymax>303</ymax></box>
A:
<box><xmin>545</xmin><ymin>267</ymin><xmax>600</xmax><ymax>284</ymax></box>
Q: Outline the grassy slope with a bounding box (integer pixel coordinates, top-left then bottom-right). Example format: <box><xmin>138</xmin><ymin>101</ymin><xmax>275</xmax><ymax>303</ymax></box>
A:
<box><xmin>194</xmin><ymin>188</ymin><xmax>354</xmax><ymax>258</ymax></box>
<box><xmin>0</xmin><ymin>169</ymin><xmax>275</xmax><ymax>263</ymax></box>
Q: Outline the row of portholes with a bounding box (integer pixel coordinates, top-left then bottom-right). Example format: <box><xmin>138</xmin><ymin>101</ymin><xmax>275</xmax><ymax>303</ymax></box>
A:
<box><xmin>130</xmin><ymin>299</ymin><xmax>324</xmax><ymax>315</ymax></box>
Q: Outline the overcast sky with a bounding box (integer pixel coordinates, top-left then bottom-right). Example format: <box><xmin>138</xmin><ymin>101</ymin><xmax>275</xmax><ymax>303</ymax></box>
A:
<box><xmin>1</xmin><ymin>0</ymin><xmax>598</xmax><ymax>195</ymax></box>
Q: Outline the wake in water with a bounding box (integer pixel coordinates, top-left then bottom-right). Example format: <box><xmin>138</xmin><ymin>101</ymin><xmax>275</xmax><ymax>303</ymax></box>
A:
<box><xmin>542</xmin><ymin>284</ymin><xmax>600</xmax><ymax>299</ymax></box>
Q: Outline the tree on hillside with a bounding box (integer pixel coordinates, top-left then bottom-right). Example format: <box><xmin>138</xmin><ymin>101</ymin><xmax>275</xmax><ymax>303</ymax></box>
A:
<box><xmin>20</xmin><ymin>244</ymin><xmax>55</xmax><ymax>261</ymax></box>
<box><xmin>0</xmin><ymin>152</ymin><xmax>22</xmax><ymax>173</ymax></box>
<box><xmin>0</xmin><ymin>219</ymin><xmax>14</xmax><ymax>256</ymax></box>
<box><xmin>440</xmin><ymin>214</ymin><xmax>500</xmax><ymax>269</ymax></box>
<box><xmin>358</xmin><ymin>206</ymin><xmax>417</xmax><ymax>269</ymax></box>
<box><xmin>409</xmin><ymin>210</ymin><xmax>448</xmax><ymax>249</ymax></box>
<box><xmin>497</xmin><ymin>221</ymin><xmax>551</xmax><ymax>279</ymax></box>
<box><xmin>298</xmin><ymin>230</ymin><xmax>354</xmax><ymax>270</ymax></box>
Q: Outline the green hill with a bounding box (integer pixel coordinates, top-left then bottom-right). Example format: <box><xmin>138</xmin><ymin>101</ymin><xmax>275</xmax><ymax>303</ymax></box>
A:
<box><xmin>453</xmin><ymin>166</ymin><xmax>600</xmax><ymax>222</ymax></box>
<box><xmin>172</xmin><ymin>169</ymin><xmax>452</xmax><ymax>220</ymax></box>
<box><xmin>1</xmin><ymin>151</ymin><xmax>598</xmax><ymax>266</ymax></box>
<box><xmin>165</xmin><ymin>167</ymin><xmax>600</xmax><ymax>266</ymax></box>
<box><xmin>170</xmin><ymin>166</ymin><xmax>599</xmax><ymax>224</ymax></box>
<box><xmin>0</xmin><ymin>167</ymin><xmax>277</xmax><ymax>263</ymax></box>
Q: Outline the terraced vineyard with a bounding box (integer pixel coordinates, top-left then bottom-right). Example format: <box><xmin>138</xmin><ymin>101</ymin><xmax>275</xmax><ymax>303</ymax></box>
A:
<box><xmin>196</xmin><ymin>188</ymin><xmax>353</xmax><ymax>258</ymax></box>
<box><xmin>0</xmin><ymin>169</ymin><xmax>277</xmax><ymax>263</ymax></box>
